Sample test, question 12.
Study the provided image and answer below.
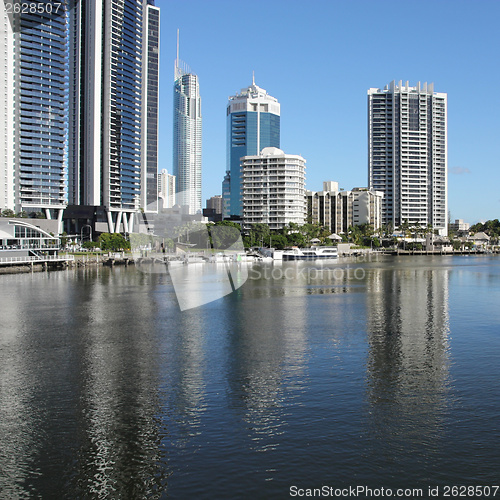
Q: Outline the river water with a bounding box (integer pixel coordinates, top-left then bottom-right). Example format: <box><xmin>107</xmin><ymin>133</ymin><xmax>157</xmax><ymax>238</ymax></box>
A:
<box><xmin>0</xmin><ymin>255</ymin><xmax>499</xmax><ymax>499</ymax></box>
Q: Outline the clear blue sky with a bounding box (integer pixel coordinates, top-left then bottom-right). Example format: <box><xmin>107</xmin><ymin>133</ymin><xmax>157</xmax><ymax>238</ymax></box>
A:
<box><xmin>155</xmin><ymin>0</ymin><xmax>500</xmax><ymax>225</ymax></box>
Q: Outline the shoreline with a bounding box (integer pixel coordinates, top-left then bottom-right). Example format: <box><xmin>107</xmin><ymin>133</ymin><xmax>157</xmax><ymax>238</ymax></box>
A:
<box><xmin>0</xmin><ymin>251</ymin><xmax>498</xmax><ymax>276</ymax></box>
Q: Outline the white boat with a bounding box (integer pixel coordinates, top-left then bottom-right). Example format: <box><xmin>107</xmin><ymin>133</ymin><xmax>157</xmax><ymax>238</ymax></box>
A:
<box><xmin>282</xmin><ymin>246</ymin><xmax>338</xmax><ymax>261</ymax></box>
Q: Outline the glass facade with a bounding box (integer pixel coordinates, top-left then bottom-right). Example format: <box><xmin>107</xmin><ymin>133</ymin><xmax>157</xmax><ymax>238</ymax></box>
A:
<box><xmin>226</xmin><ymin>83</ymin><xmax>280</xmax><ymax>217</ymax></box>
<box><xmin>14</xmin><ymin>2</ymin><xmax>69</xmax><ymax>211</ymax></box>
<box><xmin>144</xmin><ymin>4</ymin><xmax>160</xmax><ymax>211</ymax></box>
<box><xmin>107</xmin><ymin>0</ymin><xmax>143</xmax><ymax>211</ymax></box>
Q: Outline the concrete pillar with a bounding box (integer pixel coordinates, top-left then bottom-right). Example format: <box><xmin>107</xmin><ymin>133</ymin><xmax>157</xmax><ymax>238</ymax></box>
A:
<box><xmin>114</xmin><ymin>211</ymin><xmax>123</xmax><ymax>233</ymax></box>
<box><xmin>106</xmin><ymin>211</ymin><xmax>115</xmax><ymax>233</ymax></box>
<box><xmin>122</xmin><ymin>212</ymin><xmax>129</xmax><ymax>234</ymax></box>
<box><xmin>57</xmin><ymin>209</ymin><xmax>64</xmax><ymax>236</ymax></box>
<box><xmin>128</xmin><ymin>212</ymin><xmax>135</xmax><ymax>233</ymax></box>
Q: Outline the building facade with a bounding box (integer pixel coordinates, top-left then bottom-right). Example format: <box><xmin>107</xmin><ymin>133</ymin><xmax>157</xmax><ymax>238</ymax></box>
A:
<box><xmin>221</xmin><ymin>170</ymin><xmax>231</xmax><ymax>219</ymax></box>
<box><xmin>158</xmin><ymin>169</ymin><xmax>176</xmax><ymax>209</ymax></box>
<box><xmin>241</xmin><ymin>147</ymin><xmax>306</xmax><ymax>230</ymax></box>
<box><xmin>0</xmin><ymin>4</ymin><xmax>14</xmax><ymax>211</ymax></box>
<box><xmin>173</xmin><ymin>33</ymin><xmax>202</xmax><ymax>215</ymax></box>
<box><xmin>1</xmin><ymin>3</ymin><xmax>69</xmax><ymax>231</ymax></box>
<box><xmin>142</xmin><ymin>2</ymin><xmax>160</xmax><ymax>212</ymax></box>
<box><xmin>206</xmin><ymin>195</ymin><xmax>223</xmax><ymax>215</ymax></box>
<box><xmin>368</xmin><ymin>81</ymin><xmax>447</xmax><ymax>235</ymax></box>
<box><xmin>225</xmin><ymin>78</ymin><xmax>280</xmax><ymax>217</ymax></box>
<box><xmin>307</xmin><ymin>181</ymin><xmax>383</xmax><ymax>234</ymax></box>
<box><xmin>69</xmin><ymin>0</ymin><xmax>160</xmax><ymax>232</ymax></box>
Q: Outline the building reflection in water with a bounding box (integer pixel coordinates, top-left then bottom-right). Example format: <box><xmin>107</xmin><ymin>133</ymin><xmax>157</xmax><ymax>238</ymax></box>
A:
<box><xmin>364</xmin><ymin>264</ymin><xmax>452</xmax><ymax>463</ymax></box>
<box><xmin>69</xmin><ymin>268</ymin><xmax>169</xmax><ymax>498</ymax></box>
<box><xmin>227</xmin><ymin>266</ymin><xmax>310</xmax><ymax>454</ymax></box>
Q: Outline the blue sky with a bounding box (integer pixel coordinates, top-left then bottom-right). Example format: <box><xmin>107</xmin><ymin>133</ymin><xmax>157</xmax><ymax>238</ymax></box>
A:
<box><xmin>155</xmin><ymin>0</ymin><xmax>500</xmax><ymax>224</ymax></box>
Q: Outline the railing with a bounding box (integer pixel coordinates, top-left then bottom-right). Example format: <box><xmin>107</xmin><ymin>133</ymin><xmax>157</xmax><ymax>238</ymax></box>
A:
<box><xmin>0</xmin><ymin>255</ymin><xmax>75</xmax><ymax>265</ymax></box>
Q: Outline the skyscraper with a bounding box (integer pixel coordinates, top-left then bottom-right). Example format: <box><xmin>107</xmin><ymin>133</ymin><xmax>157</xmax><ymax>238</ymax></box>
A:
<box><xmin>0</xmin><ymin>4</ymin><xmax>14</xmax><ymax>211</ymax></box>
<box><xmin>173</xmin><ymin>32</ymin><xmax>202</xmax><ymax>214</ymax></box>
<box><xmin>368</xmin><ymin>80</ymin><xmax>448</xmax><ymax>235</ymax></box>
<box><xmin>1</xmin><ymin>2</ymin><xmax>69</xmax><ymax>228</ymax></box>
<box><xmin>225</xmin><ymin>77</ymin><xmax>280</xmax><ymax>217</ymax></box>
<box><xmin>69</xmin><ymin>0</ymin><xmax>160</xmax><ymax>232</ymax></box>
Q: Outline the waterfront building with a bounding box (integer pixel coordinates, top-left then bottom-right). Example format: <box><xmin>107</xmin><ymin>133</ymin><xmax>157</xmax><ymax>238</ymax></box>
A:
<box><xmin>449</xmin><ymin>219</ymin><xmax>470</xmax><ymax>235</ymax></box>
<box><xmin>1</xmin><ymin>3</ymin><xmax>68</xmax><ymax>232</ymax></box>
<box><xmin>307</xmin><ymin>181</ymin><xmax>383</xmax><ymax>234</ymax></box>
<box><xmin>226</xmin><ymin>77</ymin><xmax>280</xmax><ymax>217</ymax></box>
<box><xmin>0</xmin><ymin>5</ymin><xmax>14</xmax><ymax>211</ymax></box>
<box><xmin>158</xmin><ymin>169</ymin><xmax>176</xmax><ymax>210</ymax></box>
<box><xmin>368</xmin><ymin>81</ymin><xmax>448</xmax><ymax>235</ymax></box>
<box><xmin>241</xmin><ymin>147</ymin><xmax>306</xmax><ymax>230</ymax></box>
<box><xmin>68</xmin><ymin>0</ymin><xmax>160</xmax><ymax>232</ymax></box>
<box><xmin>173</xmin><ymin>32</ymin><xmax>201</xmax><ymax>215</ymax></box>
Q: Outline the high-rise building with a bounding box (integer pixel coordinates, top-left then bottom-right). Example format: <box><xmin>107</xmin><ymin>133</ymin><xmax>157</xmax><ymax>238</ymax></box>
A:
<box><xmin>0</xmin><ymin>5</ymin><xmax>14</xmax><ymax>211</ymax></box>
<box><xmin>241</xmin><ymin>147</ymin><xmax>305</xmax><ymax>230</ymax></box>
<box><xmin>1</xmin><ymin>3</ymin><xmax>69</xmax><ymax>229</ymax></box>
<box><xmin>226</xmin><ymin>77</ymin><xmax>280</xmax><ymax>217</ymax></box>
<box><xmin>368</xmin><ymin>80</ymin><xmax>447</xmax><ymax>235</ymax></box>
<box><xmin>69</xmin><ymin>0</ymin><xmax>160</xmax><ymax>232</ymax></box>
<box><xmin>173</xmin><ymin>32</ymin><xmax>201</xmax><ymax>215</ymax></box>
<box><xmin>143</xmin><ymin>1</ymin><xmax>161</xmax><ymax>213</ymax></box>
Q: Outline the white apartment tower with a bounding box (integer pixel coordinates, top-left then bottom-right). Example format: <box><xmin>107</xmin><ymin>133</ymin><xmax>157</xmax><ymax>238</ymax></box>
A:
<box><xmin>0</xmin><ymin>5</ymin><xmax>14</xmax><ymax>211</ymax></box>
<box><xmin>368</xmin><ymin>81</ymin><xmax>448</xmax><ymax>235</ymax></box>
<box><xmin>241</xmin><ymin>147</ymin><xmax>306</xmax><ymax>230</ymax></box>
<box><xmin>1</xmin><ymin>1</ymin><xmax>68</xmax><ymax>231</ymax></box>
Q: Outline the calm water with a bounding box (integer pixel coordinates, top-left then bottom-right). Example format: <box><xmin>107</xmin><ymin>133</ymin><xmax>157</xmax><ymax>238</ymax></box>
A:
<box><xmin>0</xmin><ymin>255</ymin><xmax>499</xmax><ymax>499</ymax></box>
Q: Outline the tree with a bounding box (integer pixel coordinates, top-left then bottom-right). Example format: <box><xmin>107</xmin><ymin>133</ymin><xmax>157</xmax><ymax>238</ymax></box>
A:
<box><xmin>98</xmin><ymin>233</ymin><xmax>130</xmax><ymax>251</ymax></box>
<box><xmin>247</xmin><ymin>223</ymin><xmax>270</xmax><ymax>247</ymax></box>
<box><xmin>1</xmin><ymin>209</ymin><xmax>15</xmax><ymax>217</ymax></box>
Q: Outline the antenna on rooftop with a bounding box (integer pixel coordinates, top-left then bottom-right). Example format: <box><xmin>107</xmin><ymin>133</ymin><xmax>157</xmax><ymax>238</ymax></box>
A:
<box><xmin>252</xmin><ymin>70</ymin><xmax>255</xmax><ymax>86</ymax></box>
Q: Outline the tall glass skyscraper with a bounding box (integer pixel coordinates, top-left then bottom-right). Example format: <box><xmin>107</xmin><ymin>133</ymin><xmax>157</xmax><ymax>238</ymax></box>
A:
<box><xmin>368</xmin><ymin>80</ymin><xmax>448</xmax><ymax>235</ymax></box>
<box><xmin>1</xmin><ymin>1</ymin><xmax>70</xmax><ymax>225</ymax></box>
<box><xmin>173</xmin><ymin>35</ymin><xmax>202</xmax><ymax>215</ymax></box>
<box><xmin>69</xmin><ymin>0</ymin><xmax>160</xmax><ymax>232</ymax></box>
<box><xmin>225</xmin><ymin>78</ymin><xmax>280</xmax><ymax>217</ymax></box>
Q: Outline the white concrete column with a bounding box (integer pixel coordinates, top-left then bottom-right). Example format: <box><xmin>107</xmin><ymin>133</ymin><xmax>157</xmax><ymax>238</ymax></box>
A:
<box><xmin>106</xmin><ymin>211</ymin><xmax>115</xmax><ymax>233</ymax></box>
<box><xmin>114</xmin><ymin>211</ymin><xmax>123</xmax><ymax>233</ymax></box>
<box><xmin>128</xmin><ymin>212</ymin><xmax>135</xmax><ymax>233</ymax></box>
<box><xmin>57</xmin><ymin>209</ymin><xmax>64</xmax><ymax>235</ymax></box>
<box><xmin>122</xmin><ymin>212</ymin><xmax>129</xmax><ymax>234</ymax></box>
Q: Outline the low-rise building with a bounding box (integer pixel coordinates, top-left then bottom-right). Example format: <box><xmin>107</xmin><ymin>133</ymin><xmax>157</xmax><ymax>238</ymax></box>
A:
<box><xmin>307</xmin><ymin>181</ymin><xmax>383</xmax><ymax>234</ymax></box>
<box><xmin>449</xmin><ymin>219</ymin><xmax>470</xmax><ymax>235</ymax></box>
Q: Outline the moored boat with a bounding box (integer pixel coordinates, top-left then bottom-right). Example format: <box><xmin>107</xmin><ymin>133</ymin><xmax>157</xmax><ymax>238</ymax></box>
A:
<box><xmin>282</xmin><ymin>246</ymin><xmax>338</xmax><ymax>261</ymax></box>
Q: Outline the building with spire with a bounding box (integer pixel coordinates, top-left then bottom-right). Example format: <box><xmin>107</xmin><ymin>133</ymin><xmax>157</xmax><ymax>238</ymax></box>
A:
<box><xmin>224</xmin><ymin>77</ymin><xmax>280</xmax><ymax>218</ymax></box>
<box><xmin>173</xmin><ymin>31</ymin><xmax>202</xmax><ymax>215</ymax></box>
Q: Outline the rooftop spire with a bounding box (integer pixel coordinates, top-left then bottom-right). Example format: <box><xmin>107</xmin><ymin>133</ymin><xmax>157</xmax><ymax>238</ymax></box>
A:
<box><xmin>252</xmin><ymin>70</ymin><xmax>255</xmax><ymax>86</ymax></box>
